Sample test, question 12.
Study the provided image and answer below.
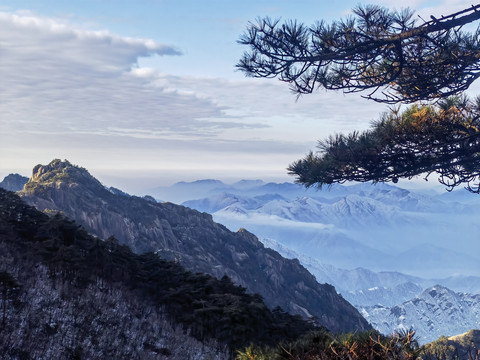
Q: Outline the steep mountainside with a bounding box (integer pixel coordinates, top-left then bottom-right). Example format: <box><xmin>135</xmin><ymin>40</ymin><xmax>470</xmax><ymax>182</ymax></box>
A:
<box><xmin>360</xmin><ymin>286</ymin><xmax>480</xmax><ymax>344</ymax></box>
<box><xmin>18</xmin><ymin>159</ymin><xmax>370</xmax><ymax>333</ymax></box>
<box><xmin>0</xmin><ymin>188</ymin><xmax>323</xmax><ymax>358</ymax></box>
<box><xmin>0</xmin><ymin>173</ymin><xmax>28</xmax><ymax>192</ymax></box>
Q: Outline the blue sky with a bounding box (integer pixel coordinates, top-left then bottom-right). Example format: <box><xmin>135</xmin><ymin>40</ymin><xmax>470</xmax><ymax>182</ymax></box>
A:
<box><xmin>0</xmin><ymin>0</ymin><xmax>476</xmax><ymax>193</ymax></box>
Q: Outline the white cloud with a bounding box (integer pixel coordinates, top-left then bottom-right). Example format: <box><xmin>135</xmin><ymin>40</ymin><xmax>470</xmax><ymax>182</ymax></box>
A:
<box><xmin>142</xmin><ymin>71</ymin><xmax>386</xmax><ymax>135</ymax></box>
<box><xmin>0</xmin><ymin>11</ymin><xmax>239</xmax><ymax>138</ymax></box>
<box><xmin>0</xmin><ymin>10</ymin><xmax>388</xmax><ymax>187</ymax></box>
<box><xmin>0</xmin><ymin>10</ymin><xmax>385</xmax><ymax>142</ymax></box>
<box><xmin>0</xmin><ymin>11</ymin><xmax>181</xmax><ymax>70</ymax></box>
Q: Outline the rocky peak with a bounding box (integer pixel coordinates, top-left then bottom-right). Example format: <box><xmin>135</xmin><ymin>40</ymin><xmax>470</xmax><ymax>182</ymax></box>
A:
<box><xmin>22</xmin><ymin>159</ymin><xmax>108</xmax><ymax>201</ymax></box>
<box><xmin>27</xmin><ymin>159</ymin><xmax>103</xmax><ymax>190</ymax></box>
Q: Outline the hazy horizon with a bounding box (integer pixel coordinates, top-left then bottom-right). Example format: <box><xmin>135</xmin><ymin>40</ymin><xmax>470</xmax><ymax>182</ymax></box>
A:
<box><xmin>0</xmin><ymin>158</ymin><xmax>451</xmax><ymax>197</ymax></box>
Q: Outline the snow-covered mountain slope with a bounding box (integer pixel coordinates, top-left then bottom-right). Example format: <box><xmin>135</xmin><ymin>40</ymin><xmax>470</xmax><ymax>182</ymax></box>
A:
<box><xmin>261</xmin><ymin>237</ymin><xmax>480</xmax><ymax>305</ymax></box>
<box><xmin>344</xmin><ymin>283</ymin><xmax>424</xmax><ymax>307</ymax></box>
<box><xmin>249</xmin><ymin>194</ymin><xmax>416</xmax><ymax>227</ymax></box>
<box><xmin>184</xmin><ymin>186</ymin><xmax>423</xmax><ymax>228</ymax></box>
<box><xmin>261</xmin><ymin>237</ymin><xmax>424</xmax><ymax>307</ymax></box>
<box><xmin>151</xmin><ymin>179</ymin><xmax>480</xmax><ymax>343</ymax></box>
<box><xmin>360</xmin><ymin>286</ymin><xmax>480</xmax><ymax>344</ymax></box>
<box><xmin>178</xmin><ymin>180</ymin><xmax>480</xmax><ymax>278</ymax></box>
<box><xmin>183</xmin><ymin>192</ymin><xmax>263</xmax><ymax>214</ymax></box>
<box><xmin>346</xmin><ymin>183</ymin><xmax>459</xmax><ymax>212</ymax></box>
<box><xmin>263</xmin><ymin>238</ymin><xmax>480</xmax><ymax>343</ymax></box>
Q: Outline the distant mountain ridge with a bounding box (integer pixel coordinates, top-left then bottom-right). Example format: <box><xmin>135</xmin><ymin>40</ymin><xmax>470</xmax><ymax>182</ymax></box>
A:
<box><xmin>18</xmin><ymin>159</ymin><xmax>370</xmax><ymax>333</ymax></box>
<box><xmin>175</xmin><ymin>178</ymin><xmax>480</xmax><ymax>278</ymax></box>
<box><xmin>0</xmin><ymin>173</ymin><xmax>28</xmax><ymax>192</ymax></box>
<box><xmin>361</xmin><ymin>285</ymin><xmax>480</xmax><ymax>344</ymax></box>
<box><xmin>161</xmin><ymin>177</ymin><xmax>480</xmax><ymax>344</ymax></box>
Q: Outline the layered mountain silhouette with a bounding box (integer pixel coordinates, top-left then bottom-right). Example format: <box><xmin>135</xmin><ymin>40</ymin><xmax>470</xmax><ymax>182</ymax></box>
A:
<box><xmin>17</xmin><ymin>159</ymin><xmax>370</xmax><ymax>333</ymax></box>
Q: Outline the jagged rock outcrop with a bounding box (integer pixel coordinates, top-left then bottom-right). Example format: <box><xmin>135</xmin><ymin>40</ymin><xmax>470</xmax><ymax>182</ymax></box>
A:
<box><xmin>19</xmin><ymin>159</ymin><xmax>370</xmax><ymax>333</ymax></box>
<box><xmin>0</xmin><ymin>173</ymin><xmax>28</xmax><ymax>192</ymax></box>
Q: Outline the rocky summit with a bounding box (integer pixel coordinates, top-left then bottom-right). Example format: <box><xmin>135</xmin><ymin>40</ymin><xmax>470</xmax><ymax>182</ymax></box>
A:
<box><xmin>19</xmin><ymin>159</ymin><xmax>370</xmax><ymax>333</ymax></box>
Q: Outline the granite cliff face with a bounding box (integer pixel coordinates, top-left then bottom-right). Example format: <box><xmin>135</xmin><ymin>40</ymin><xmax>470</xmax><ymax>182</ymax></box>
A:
<box><xmin>19</xmin><ymin>159</ymin><xmax>370</xmax><ymax>333</ymax></box>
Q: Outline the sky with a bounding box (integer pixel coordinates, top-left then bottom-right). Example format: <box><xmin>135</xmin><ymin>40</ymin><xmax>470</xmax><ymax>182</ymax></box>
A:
<box><xmin>0</xmin><ymin>0</ymin><xmax>478</xmax><ymax>194</ymax></box>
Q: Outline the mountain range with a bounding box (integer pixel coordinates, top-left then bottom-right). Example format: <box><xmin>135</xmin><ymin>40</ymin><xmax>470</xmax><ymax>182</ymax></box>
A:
<box><xmin>175</xmin><ymin>180</ymin><xmax>480</xmax><ymax>278</ymax></box>
<box><xmin>3</xmin><ymin>161</ymin><xmax>479</xmax><ymax>346</ymax></box>
<box><xmin>14</xmin><ymin>159</ymin><xmax>369</xmax><ymax>333</ymax></box>
<box><xmin>149</xmin><ymin>177</ymin><xmax>480</xmax><ymax>344</ymax></box>
<box><xmin>159</xmin><ymin>178</ymin><xmax>480</xmax><ymax>277</ymax></box>
<box><xmin>361</xmin><ymin>286</ymin><xmax>480</xmax><ymax>344</ymax></box>
<box><xmin>0</xmin><ymin>188</ymin><xmax>321</xmax><ymax>358</ymax></box>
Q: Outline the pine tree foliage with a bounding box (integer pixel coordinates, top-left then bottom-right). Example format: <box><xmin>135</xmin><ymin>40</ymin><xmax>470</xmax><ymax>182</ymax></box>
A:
<box><xmin>237</xmin><ymin>5</ymin><xmax>480</xmax><ymax>104</ymax></box>
<box><xmin>288</xmin><ymin>96</ymin><xmax>480</xmax><ymax>192</ymax></box>
<box><xmin>235</xmin><ymin>329</ymin><xmax>422</xmax><ymax>360</ymax></box>
<box><xmin>238</xmin><ymin>4</ymin><xmax>480</xmax><ymax>192</ymax></box>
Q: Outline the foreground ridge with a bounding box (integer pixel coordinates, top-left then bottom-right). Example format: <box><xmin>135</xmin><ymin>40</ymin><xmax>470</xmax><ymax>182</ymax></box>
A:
<box><xmin>0</xmin><ymin>188</ymin><xmax>318</xmax><ymax>357</ymax></box>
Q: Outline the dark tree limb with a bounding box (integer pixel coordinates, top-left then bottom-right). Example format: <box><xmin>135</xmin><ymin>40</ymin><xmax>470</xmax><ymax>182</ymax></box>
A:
<box><xmin>238</xmin><ymin>5</ymin><xmax>480</xmax><ymax>103</ymax></box>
